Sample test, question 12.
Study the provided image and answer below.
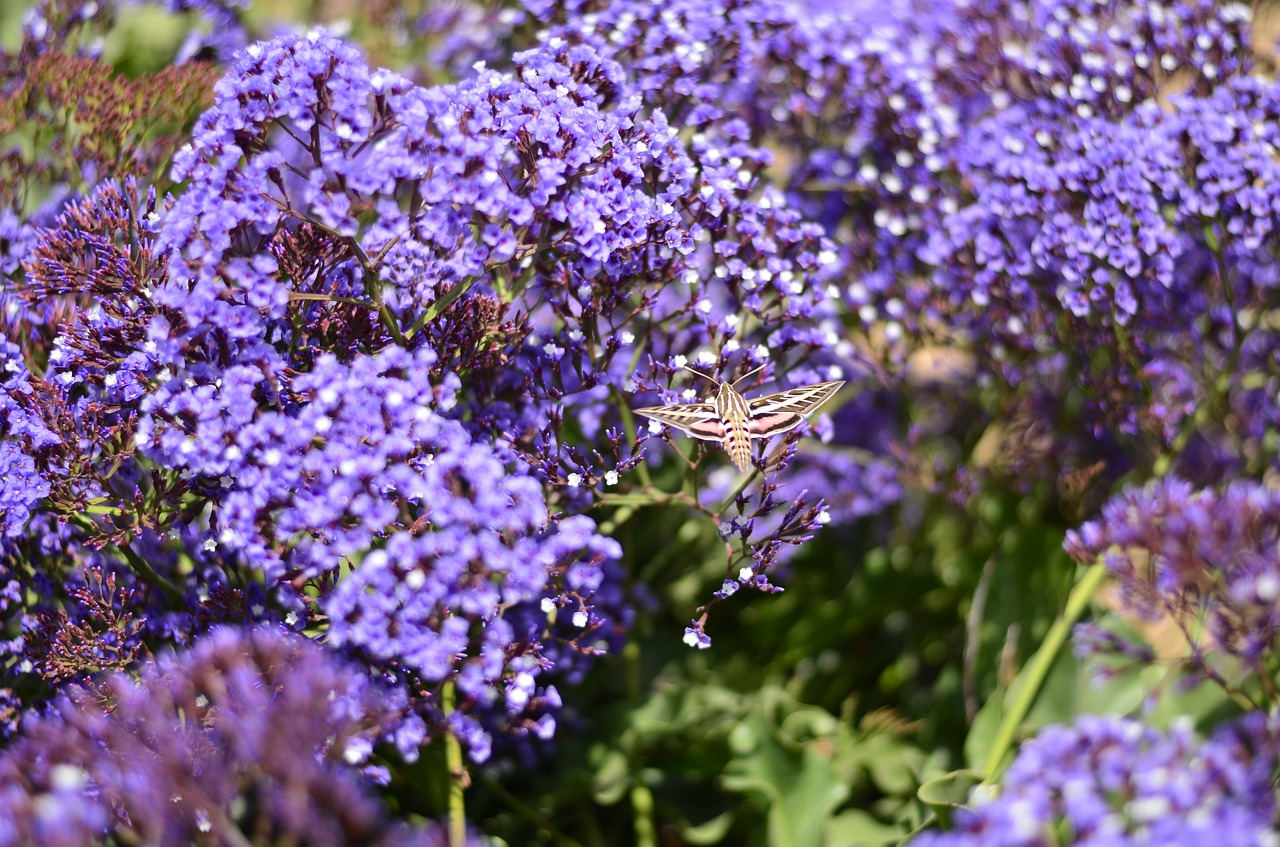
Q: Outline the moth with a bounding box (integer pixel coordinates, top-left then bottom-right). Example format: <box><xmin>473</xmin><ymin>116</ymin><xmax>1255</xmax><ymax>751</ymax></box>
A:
<box><xmin>633</xmin><ymin>365</ymin><xmax>844</xmax><ymax>472</ymax></box>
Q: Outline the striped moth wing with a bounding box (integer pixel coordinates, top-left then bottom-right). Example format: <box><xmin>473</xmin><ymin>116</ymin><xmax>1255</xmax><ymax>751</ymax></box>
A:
<box><xmin>632</xmin><ymin>403</ymin><xmax>728</xmax><ymax>441</ymax></box>
<box><xmin>745</xmin><ymin>380</ymin><xmax>844</xmax><ymax>437</ymax></box>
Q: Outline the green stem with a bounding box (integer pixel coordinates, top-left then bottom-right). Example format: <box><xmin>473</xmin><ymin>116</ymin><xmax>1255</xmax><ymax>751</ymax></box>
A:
<box><xmin>409</xmin><ymin>278</ymin><xmax>480</xmax><ymax>336</ymax></box>
<box><xmin>112</xmin><ymin>537</ymin><xmax>184</xmax><ymax>604</ymax></box>
<box><xmin>715</xmin><ymin>465</ymin><xmax>761</xmax><ymax>515</ymax></box>
<box><xmin>631</xmin><ymin>783</ymin><xmax>656</xmax><ymax>847</ymax></box>
<box><xmin>980</xmin><ymin>563</ymin><xmax>1108</xmax><ymax>782</ymax></box>
<box><xmin>442</xmin><ymin>681</ymin><xmax>467</xmax><ymax>847</ymax></box>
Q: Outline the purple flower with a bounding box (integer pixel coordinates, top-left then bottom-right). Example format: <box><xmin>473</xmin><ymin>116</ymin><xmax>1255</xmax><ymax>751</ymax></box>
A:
<box><xmin>0</xmin><ymin>626</ymin><xmax>447</xmax><ymax>846</ymax></box>
<box><xmin>0</xmin><ymin>440</ymin><xmax>47</xmax><ymax>537</ymax></box>
<box><xmin>912</xmin><ymin>714</ymin><xmax>1280</xmax><ymax>847</ymax></box>
<box><xmin>1067</xmin><ymin>478</ymin><xmax>1280</xmax><ymax>675</ymax></box>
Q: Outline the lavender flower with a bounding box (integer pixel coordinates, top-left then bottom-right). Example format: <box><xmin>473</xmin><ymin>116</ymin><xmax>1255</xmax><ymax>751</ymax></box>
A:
<box><xmin>912</xmin><ymin>714</ymin><xmax>1280</xmax><ymax>847</ymax></box>
<box><xmin>142</xmin><ymin>24</ymin><xmax>865</xmax><ymax>656</ymax></box>
<box><xmin>1066</xmin><ymin>478</ymin><xmax>1280</xmax><ymax>681</ymax></box>
<box><xmin>0</xmin><ymin>627</ymin><xmax>449</xmax><ymax>846</ymax></box>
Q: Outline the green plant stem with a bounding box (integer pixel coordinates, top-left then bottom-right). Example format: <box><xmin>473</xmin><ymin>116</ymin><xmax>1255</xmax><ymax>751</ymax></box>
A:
<box><xmin>980</xmin><ymin>563</ymin><xmax>1108</xmax><ymax>783</ymax></box>
<box><xmin>715</xmin><ymin>466</ymin><xmax>761</xmax><ymax>515</ymax></box>
<box><xmin>112</xmin><ymin>536</ymin><xmax>184</xmax><ymax>604</ymax></box>
<box><xmin>631</xmin><ymin>782</ymin><xmax>656</xmax><ymax>847</ymax></box>
<box><xmin>442</xmin><ymin>681</ymin><xmax>467</xmax><ymax>847</ymax></box>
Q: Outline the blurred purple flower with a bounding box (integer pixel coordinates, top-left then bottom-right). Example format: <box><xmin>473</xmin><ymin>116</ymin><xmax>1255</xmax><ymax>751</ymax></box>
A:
<box><xmin>1067</xmin><ymin>478</ymin><xmax>1280</xmax><ymax>675</ymax></box>
<box><xmin>0</xmin><ymin>626</ymin><xmax>447</xmax><ymax>847</ymax></box>
<box><xmin>912</xmin><ymin>714</ymin><xmax>1280</xmax><ymax>847</ymax></box>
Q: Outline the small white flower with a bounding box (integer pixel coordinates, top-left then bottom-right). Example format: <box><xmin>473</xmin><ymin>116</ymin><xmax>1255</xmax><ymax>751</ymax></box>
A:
<box><xmin>540</xmin><ymin>597</ymin><xmax>556</xmax><ymax>614</ymax></box>
<box><xmin>572</xmin><ymin>610</ymin><xmax>589</xmax><ymax>627</ymax></box>
<box><xmin>604</xmin><ymin>470</ymin><xmax>619</xmax><ymax>485</ymax></box>
<box><xmin>737</xmin><ymin>565</ymin><xmax>754</xmax><ymax>581</ymax></box>
<box><xmin>566</xmin><ymin>473</ymin><xmax>583</xmax><ymax>487</ymax></box>
<box><xmin>343</xmin><ymin>737</ymin><xmax>371</xmax><ymax>765</ymax></box>
<box><xmin>405</xmin><ymin>569</ymin><xmax>426</xmax><ymax>589</ymax></box>
<box><xmin>50</xmin><ymin>764</ymin><xmax>87</xmax><ymax>791</ymax></box>
<box><xmin>202</xmin><ymin>539</ymin><xmax>217</xmax><ymax>552</ymax></box>
<box><xmin>647</xmin><ymin>419</ymin><xmax>664</xmax><ymax>434</ymax></box>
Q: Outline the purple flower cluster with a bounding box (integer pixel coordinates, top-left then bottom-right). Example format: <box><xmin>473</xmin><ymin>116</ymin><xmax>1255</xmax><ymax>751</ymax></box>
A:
<box><xmin>0</xmin><ymin>627</ymin><xmax>454</xmax><ymax>846</ymax></box>
<box><xmin>925</xmin><ymin>71</ymin><xmax>1280</xmax><ymax>451</ymax></box>
<box><xmin>144</xmin><ymin>24</ymin><xmax>871</xmax><ymax>652</ymax></box>
<box><xmin>1067</xmin><ymin>478</ymin><xmax>1280</xmax><ymax>676</ymax></box>
<box><xmin>912</xmin><ymin>714</ymin><xmax>1280</xmax><ymax>847</ymax></box>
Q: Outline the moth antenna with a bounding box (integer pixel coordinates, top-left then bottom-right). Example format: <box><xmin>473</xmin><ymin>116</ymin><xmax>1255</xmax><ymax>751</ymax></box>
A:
<box><xmin>681</xmin><ymin>365</ymin><xmax>721</xmax><ymax>385</ymax></box>
<box><xmin>731</xmin><ymin>363</ymin><xmax>768</xmax><ymax>388</ymax></box>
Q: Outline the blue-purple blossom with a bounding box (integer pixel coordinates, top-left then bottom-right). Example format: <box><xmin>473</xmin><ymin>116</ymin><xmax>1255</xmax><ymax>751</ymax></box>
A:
<box><xmin>0</xmin><ymin>627</ymin><xmax>449</xmax><ymax>846</ymax></box>
<box><xmin>912</xmin><ymin>714</ymin><xmax>1280</xmax><ymax>847</ymax></box>
<box><xmin>1067</xmin><ymin>478</ymin><xmax>1280</xmax><ymax>674</ymax></box>
<box><xmin>138</xmin><ymin>24</ymin><xmax>869</xmax><ymax>656</ymax></box>
<box><xmin>0</xmin><ymin>440</ymin><xmax>47</xmax><ymax>537</ymax></box>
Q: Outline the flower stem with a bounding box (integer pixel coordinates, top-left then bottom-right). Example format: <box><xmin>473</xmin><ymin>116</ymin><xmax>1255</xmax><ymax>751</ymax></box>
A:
<box><xmin>442</xmin><ymin>680</ymin><xmax>467</xmax><ymax>847</ymax></box>
<box><xmin>981</xmin><ymin>563</ymin><xmax>1108</xmax><ymax>782</ymax></box>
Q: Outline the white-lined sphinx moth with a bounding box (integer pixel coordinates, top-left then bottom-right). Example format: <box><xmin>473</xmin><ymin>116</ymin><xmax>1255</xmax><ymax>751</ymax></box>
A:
<box><xmin>633</xmin><ymin>366</ymin><xmax>844</xmax><ymax>472</ymax></box>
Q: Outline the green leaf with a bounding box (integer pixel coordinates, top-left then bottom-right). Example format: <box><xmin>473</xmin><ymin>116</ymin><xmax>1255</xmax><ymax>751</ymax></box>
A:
<box><xmin>590</xmin><ymin>747</ymin><xmax>631</xmax><ymax>806</ymax></box>
<box><xmin>916</xmin><ymin>770</ymin><xmax>982</xmax><ymax>810</ymax></box>
<box><xmin>721</xmin><ymin>692</ymin><xmax>850</xmax><ymax>847</ymax></box>
<box><xmin>678</xmin><ymin>811</ymin><xmax>736</xmax><ymax>845</ymax></box>
<box><xmin>824</xmin><ymin>809</ymin><xmax>908</xmax><ymax>847</ymax></box>
<box><xmin>963</xmin><ymin>690</ymin><xmax>1003</xmax><ymax>773</ymax></box>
